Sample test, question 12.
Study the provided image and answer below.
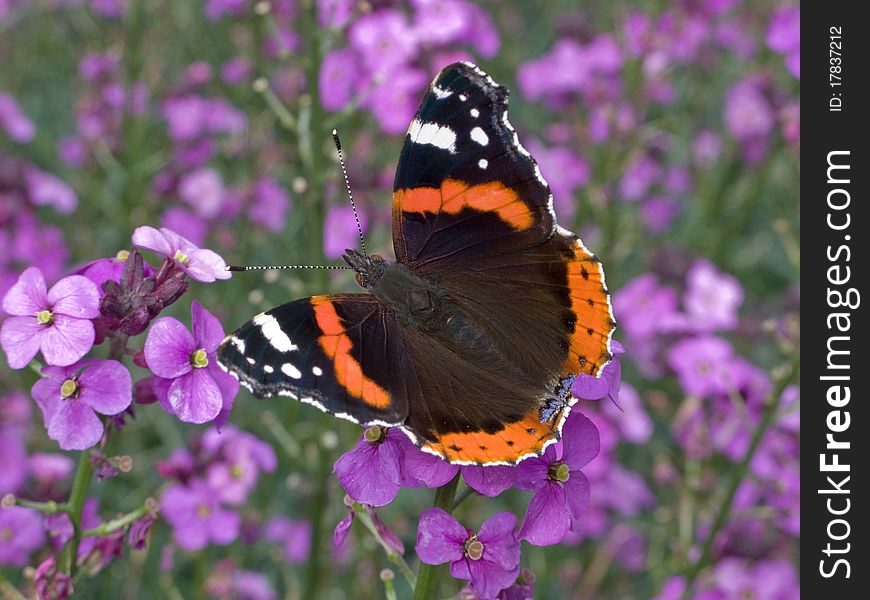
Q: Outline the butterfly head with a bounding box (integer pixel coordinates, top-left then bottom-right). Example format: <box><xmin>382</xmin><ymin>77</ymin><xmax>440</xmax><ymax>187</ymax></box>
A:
<box><xmin>342</xmin><ymin>249</ymin><xmax>387</xmax><ymax>289</ymax></box>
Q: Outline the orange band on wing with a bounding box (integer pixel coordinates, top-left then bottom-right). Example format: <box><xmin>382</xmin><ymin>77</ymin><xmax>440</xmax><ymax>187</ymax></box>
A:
<box><xmin>421</xmin><ymin>407</ymin><xmax>566</xmax><ymax>465</ymax></box>
<box><xmin>562</xmin><ymin>242</ymin><xmax>614</xmax><ymax>377</ymax></box>
<box><xmin>394</xmin><ymin>179</ymin><xmax>533</xmax><ymax>230</ymax></box>
<box><xmin>311</xmin><ymin>296</ymin><xmax>391</xmax><ymax>410</ymax></box>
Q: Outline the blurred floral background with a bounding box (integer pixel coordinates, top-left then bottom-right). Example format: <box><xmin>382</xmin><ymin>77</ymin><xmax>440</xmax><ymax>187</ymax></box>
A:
<box><xmin>1</xmin><ymin>1</ymin><xmax>799</xmax><ymax>599</ymax></box>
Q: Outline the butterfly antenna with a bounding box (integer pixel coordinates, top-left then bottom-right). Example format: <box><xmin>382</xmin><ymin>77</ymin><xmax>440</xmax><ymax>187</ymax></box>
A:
<box><xmin>332</xmin><ymin>128</ymin><xmax>368</xmax><ymax>258</ymax></box>
<box><xmin>225</xmin><ymin>264</ymin><xmax>352</xmax><ymax>272</ymax></box>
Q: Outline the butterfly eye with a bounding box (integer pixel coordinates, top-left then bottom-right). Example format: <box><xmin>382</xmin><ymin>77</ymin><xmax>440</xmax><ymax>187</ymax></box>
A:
<box><xmin>355</xmin><ymin>272</ymin><xmax>365</xmax><ymax>287</ymax></box>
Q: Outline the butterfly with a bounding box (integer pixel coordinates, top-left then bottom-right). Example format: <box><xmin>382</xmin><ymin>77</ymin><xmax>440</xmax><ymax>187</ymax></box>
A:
<box><xmin>217</xmin><ymin>62</ymin><xmax>615</xmax><ymax>466</ymax></box>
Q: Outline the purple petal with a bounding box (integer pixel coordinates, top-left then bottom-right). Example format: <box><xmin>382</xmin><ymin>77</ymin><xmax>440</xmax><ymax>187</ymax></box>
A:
<box><xmin>2</xmin><ymin>266</ymin><xmax>47</xmax><ymax>315</ymax></box>
<box><xmin>1</xmin><ymin>316</ymin><xmax>43</xmax><ymax>369</ymax></box>
<box><xmin>132</xmin><ymin>226</ymin><xmax>173</xmax><ymax>257</ymax></box>
<box><xmin>144</xmin><ymin>317</ymin><xmax>195</xmax><ymax>378</ymax></box>
<box><xmin>402</xmin><ymin>441</ymin><xmax>459</xmax><ymax>488</ymax></box>
<box><xmin>334</xmin><ymin>432</ymin><xmax>403</xmax><ymax>507</ymax></box>
<box><xmin>77</xmin><ymin>360</ymin><xmax>133</xmax><ymax>415</ymax></box>
<box><xmin>207</xmin><ymin>507</ymin><xmax>241</xmax><ymax>545</ymax></box>
<box><xmin>415</xmin><ymin>508</ymin><xmax>467</xmax><ymax>565</ymax></box>
<box><xmin>564</xmin><ymin>470</ymin><xmax>590</xmax><ymax>522</ymax></box>
<box><xmin>461</xmin><ymin>465</ymin><xmax>517</xmax><ymax>497</ymax></box>
<box><xmin>477</xmin><ymin>512</ymin><xmax>520</xmax><ymax>571</ymax></box>
<box><xmin>571</xmin><ymin>372</ymin><xmax>612</xmax><ymax>400</ymax></box>
<box><xmin>152</xmin><ymin>376</ymin><xmax>174</xmax><ymax>415</ymax></box>
<box><xmin>560</xmin><ymin>412</ymin><xmax>600</xmax><ymax>471</ymax></box>
<box><xmin>48</xmin><ymin>400</ymin><xmax>103</xmax><ymax>450</ymax></box>
<box><xmin>518</xmin><ymin>482</ymin><xmax>571</xmax><ymax>546</ymax></box>
<box><xmin>333</xmin><ymin>512</ymin><xmax>354</xmax><ymax>548</ymax></box>
<box><xmin>184</xmin><ymin>248</ymin><xmax>231</xmax><ymax>282</ymax></box>
<box><xmin>39</xmin><ymin>315</ymin><xmax>94</xmax><ymax>367</ymax></box>
<box><xmin>466</xmin><ymin>556</ymin><xmax>520</xmax><ymax>600</ymax></box>
<box><xmin>174</xmin><ymin>522</ymin><xmax>209</xmax><ymax>551</ymax></box>
<box><xmin>168</xmin><ymin>369</ymin><xmax>223</xmax><ymax>423</ymax></box>
<box><xmin>47</xmin><ymin>275</ymin><xmax>100</xmax><ymax>319</ymax></box>
<box><xmin>191</xmin><ymin>300</ymin><xmax>225</xmax><ymax>352</ymax></box>
<box><xmin>514</xmin><ymin>448</ymin><xmax>554</xmax><ymax>492</ymax></box>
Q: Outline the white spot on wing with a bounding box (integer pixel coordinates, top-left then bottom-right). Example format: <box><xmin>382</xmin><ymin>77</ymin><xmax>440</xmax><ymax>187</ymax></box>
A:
<box><xmin>281</xmin><ymin>363</ymin><xmax>302</xmax><ymax>379</ymax></box>
<box><xmin>253</xmin><ymin>314</ymin><xmax>298</xmax><ymax>353</ymax></box>
<box><xmin>408</xmin><ymin>119</ymin><xmax>457</xmax><ymax>154</ymax></box>
<box><xmin>478</xmin><ymin>159</ymin><xmax>488</xmax><ymax>169</ymax></box>
<box><xmin>470</xmin><ymin>108</ymin><xmax>480</xmax><ymax>118</ymax></box>
<box><xmin>312</xmin><ymin>366</ymin><xmax>323</xmax><ymax>376</ymax></box>
<box><xmin>470</xmin><ymin>127</ymin><xmax>489</xmax><ymax>146</ymax></box>
<box><xmin>459</xmin><ymin>93</ymin><xmax>467</xmax><ymax>102</ymax></box>
<box><xmin>432</xmin><ymin>85</ymin><xmax>452</xmax><ymax>99</ymax></box>
<box><xmin>246</xmin><ymin>357</ymin><xmax>255</xmax><ymax>364</ymax></box>
<box><xmin>263</xmin><ymin>365</ymin><xmax>274</xmax><ymax>374</ymax></box>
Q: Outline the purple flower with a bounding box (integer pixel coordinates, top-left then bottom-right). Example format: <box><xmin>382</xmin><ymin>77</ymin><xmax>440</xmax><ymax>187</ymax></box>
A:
<box><xmin>417</xmin><ymin>509</ymin><xmax>520</xmax><ymax>600</ymax></box>
<box><xmin>0</xmin><ymin>92</ymin><xmax>35</xmax><ymax>143</ymax></box>
<box><xmin>349</xmin><ymin>9</ymin><xmax>419</xmax><ymax>75</ymax></box>
<box><xmin>0</xmin><ymin>432</ymin><xmax>27</xmax><ymax>495</ymax></box>
<box><xmin>601</xmin><ymin>383</ymin><xmax>653</xmax><ymax>444</ymax></box>
<box><xmin>203</xmin><ymin>426</ymin><xmax>277</xmax><ymax>505</ymax></box>
<box><xmin>724</xmin><ymin>78</ymin><xmax>774</xmax><ymax>142</ymax></box>
<box><xmin>0</xmin><ymin>506</ymin><xmax>45</xmax><ymax>566</ymax></box>
<box><xmin>612</xmin><ymin>274</ymin><xmax>681</xmax><ymax>340</ymax></box>
<box><xmin>232</xmin><ymin>570</ymin><xmax>278</xmax><ymax>600</ymax></box>
<box><xmin>641</xmin><ymin>196</ymin><xmax>681</xmax><ymax>234</ymax></box>
<box><xmin>78</xmin><ymin>250</ymin><xmax>155</xmax><ymax>295</ymax></box>
<box><xmin>33</xmin><ymin>556</ymin><xmax>74</xmax><ymax>600</ymax></box>
<box><xmin>31</xmin><ymin>359</ymin><xmax>132</xmax><ymax>450</ymax></box>
<box><xmin>333</xmin><ymin>426</ymin><xmax>408</xmax><ymax>507</ymax></box>
<box><xmin>515</xmin><ymin>412</ymin><xmax>599</xmax><ymax>546</ymax></box>
<box><xmin>178</xmin><ymin>167</ymin><xmax>226</xmax><ymax>219</ymax></box>
<box><xmin>618</xmin><ymin>155</ymin><xmax>661</xmax><ymax>202</ymax></box>
<box><xmin>335</xmin><ymin>425</ymin><xmax>460</xmax><ymax>506</ymax></box>
<box><xmin>320</xmin><ymin>49</ymin><xmax>361</xmax><ymax>112</ymax></box>
<box><xmin>683</xmin><ymin>260</ymin><xmax>743</xmax><ymax>331</ymax></box>
<box><xmin>412</xmin><ymin>0</ymin><xmax>471</xmax><ymax>45</ymax></box>
<box><xmin>572</xmin><ymin>340</ymin><xmax>624</xmax><ymax>404</ymax></box>
<box><xmin>265</xmin><ymin>516</ymin><xmax>312</xmax><ymax>565</ymax></box>
<box><xmin>204</xmin><ymin>0</ymin><xmax>246</xmax><ymax>20</ymax></box>
<box><xmin>144</xmin><ymin>300</ymin><xmax>239</xmax><ymax>424</ymax></box>
<box><xmin>248</xmin><ymin>177</ymin><xmax>292</xmax><ymax>233</ymax></box>
<box><xmin>767</xmin><ymin>6</ymin><xmax>799</xmax><ymax>79</ymax></box>
<box><xmin>667</xmin><ymin>336</ymin><xmax>734</xmax><ymax>397</ymax></box>
<box><xmin>128</xmin><ymin>513</ymin><xmax>157</xmax><ymax>549</ymax></box>
<box><xmin>132</xmin><ymin>226</ymin><xmax>230</xmax><ymax>282</ymax></box>
<box><xmin>710</xmin><ymin>558</ymin><xmax>799</xmax><ymax>599</ymax></box>
<box><xmin>324</xmin><ymin>205</ymin><xmax>368</xmax><ymax>260</ymax></box>
<box><xmin>2</xmin><ymin>267</ymin><xmax>99</xmax><ymax>369</ymax></box>
<box><xmin>162</xmin><ymin>479</ymin><xmax>241</xmax><ymax>550</ymax></box>
<box><xmin>460</xmin><ymin>465</ymin><xmax>517</xmax><ymax>498</ymax></box>
<box><xmin>364</xmin><ymin>67</ymin><xmax>428</xmax><ymax>135</ymax></box>
<box><xmin>24</xmin><ymin>167</ymin><xmax>78</xmax><ymax>214</ymax></box>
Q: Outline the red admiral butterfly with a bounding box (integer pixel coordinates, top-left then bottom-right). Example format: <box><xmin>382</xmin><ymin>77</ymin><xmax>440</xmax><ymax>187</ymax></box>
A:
<box><xmin>218</xmin><ymin>62</ymin><xmax>615</xmax><ymax>465</ymax></box>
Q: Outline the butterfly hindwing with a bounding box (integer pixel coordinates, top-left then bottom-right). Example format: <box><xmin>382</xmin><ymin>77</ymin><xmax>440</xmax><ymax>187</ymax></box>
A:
<box><xmin>218</xmin><ymin>294</ymin><xmax>408</xmax><ymax>427</ymax></box>
<box><xmin>392</xmin><ymin>62</ymin><xmax>555</xmax><ymax>271</ymax></box>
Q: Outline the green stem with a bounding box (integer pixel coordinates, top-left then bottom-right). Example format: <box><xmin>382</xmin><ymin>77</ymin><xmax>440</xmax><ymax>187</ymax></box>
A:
<box><xmin>681</xmin><ymin>358</ymin><xmax>799</xmax><ymax>595</ymax></box>
<box><xmin>412</xmin><ymin>474</ymin><xmax>461</xmax><ymax>600</ymax></box>
<box><xmin>0</xmin><ymin>574</ymin><xmax>29</xmax><ymax>600</ymax></box>
<box><xmin>301</xmin><ymin>443</ymin><xmax>332</xmax><ymax>598</ymax></box>
<box><xmin>63</xmin><ymin>451</ymin><xmax>95</xmax><ymax>577</ymax></box>
<box><xmin>451</xmin><ymin>484</ymin><xmax>476</xmax><ymax>512</ymax></box>
<box><xmin>81</xmin><ymin>504</ymin><xmax>150</xmax><ymax>538</ymax></box>
<box><xmin>352</xmin><ymin>503</ymin><xmax>417</xmax><ymax>588</ymax></box>
<box><xmin>11</xmin><ymin>498</ymin><xmax>69</xmax><ymax>514</ymax></box>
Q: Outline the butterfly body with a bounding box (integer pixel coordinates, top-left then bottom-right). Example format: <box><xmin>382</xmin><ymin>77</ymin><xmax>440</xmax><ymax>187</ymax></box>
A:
<box><xmin>219</xmin><ymin>62</ymin><xmax>615</xmax><ymax>465</ymax></box>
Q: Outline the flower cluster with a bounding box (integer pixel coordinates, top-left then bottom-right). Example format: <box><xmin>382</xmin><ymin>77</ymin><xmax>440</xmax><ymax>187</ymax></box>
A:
<box><xmin>157</xmin><ymin>426</ymin><xmax>278</xmax><ymax>552</ymax></box>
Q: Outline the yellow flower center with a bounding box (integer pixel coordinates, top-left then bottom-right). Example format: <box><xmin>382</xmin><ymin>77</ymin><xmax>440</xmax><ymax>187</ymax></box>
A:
<box><xmin>549</xmin><ymin>462</ymin><xmax>571</xmax><ymax>483</ymax></box>
<box><xmin>230</xmin><ymin>464</ymin><xmax>244</xmax><ymax>480</ymax></box>
<box><xmin>115</xmin><ymin>249</ymin><xmax>130</xmax><ymax>262</ymax></box>
<box><xmin>191</xmin><ymin>348</ymin><xmax>209</xmax><ymax>368</ymax></box>
<box><xmin>60</xmin><ymin>379</ymin><xmax>79</xmax><ymax>399</ymax></box>
<box><xmin>1</xmin><ymin>527</ymin><xmax>13</xmax><ymax>541</ymax></box>
<box><xmin>464</xmin><ymin>536</ymin><xmax>484</xmax><ymax>561</ymax></box>
<box><xmin>36</xmin><ymin>309</ymin><xmax>53</xmax><ymax>325</ymax></box>
<box><xmin>174</xmin><ymin>249</ymin><xmax>190</xmax><ymax>266</ymax></box>
<box><xmin>196</xmin><ymin>503</ymin><xmax>211</xmax><ymax>519</ymax></box>
<box><xmin>364</xmin><ymin>425</ymin><xmax>385</xmax><ymax>444</ymax></box>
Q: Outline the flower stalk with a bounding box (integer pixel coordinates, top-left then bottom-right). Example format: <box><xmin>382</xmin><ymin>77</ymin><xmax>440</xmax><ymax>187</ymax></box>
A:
<box><xmin>412</xmin><ymin>473</ymin><xmax>460</xmax><ymax>600</ymax></box>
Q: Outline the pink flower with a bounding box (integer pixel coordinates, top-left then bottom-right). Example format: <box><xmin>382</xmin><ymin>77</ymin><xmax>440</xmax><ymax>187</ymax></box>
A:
<box><xmin>132</xmin><ymin>226</ymin><xmax>230</xmax><ymax>283</ymax></box>
<box><xmin>31</xmin><ymin>359</ymin><xmax>132</xmax><ymax>450</ymax></box>
<box><xmin>2</xmin><ymin>267</ymin><xmax>99</xmax><ymax>369</ymax></box>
